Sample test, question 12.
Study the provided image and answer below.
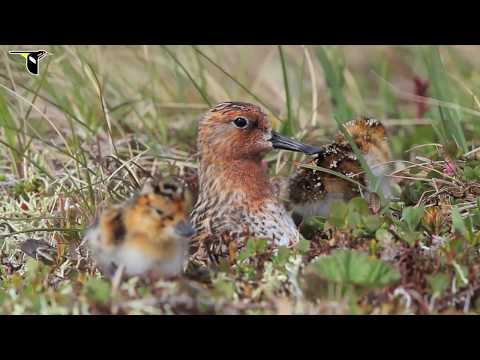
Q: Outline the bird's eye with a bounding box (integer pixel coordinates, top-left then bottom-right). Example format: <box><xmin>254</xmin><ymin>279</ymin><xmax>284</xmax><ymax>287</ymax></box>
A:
<box><xmin>233</xmin><ymin>117</ymin><xmax>249</xmax><ymax>129</ymax></box>
<box><xmin>154</xmin><ymin>208</ymin><xmax>164</xmax><ymax>216</ymax></box>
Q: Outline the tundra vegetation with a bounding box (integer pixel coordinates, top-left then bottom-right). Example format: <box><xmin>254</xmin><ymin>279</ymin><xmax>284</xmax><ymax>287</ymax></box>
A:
<box><xmin>1</xmin><ymin>45</ymin><xmax>480</xmax><ymax>314</ymax></box>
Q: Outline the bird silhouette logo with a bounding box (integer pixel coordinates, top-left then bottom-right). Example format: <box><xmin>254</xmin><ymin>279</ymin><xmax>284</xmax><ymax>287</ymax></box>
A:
<box><xmin>9</xmin><ymin>50</ymin><xmax>49</xmax><ymax>76</ymax></box>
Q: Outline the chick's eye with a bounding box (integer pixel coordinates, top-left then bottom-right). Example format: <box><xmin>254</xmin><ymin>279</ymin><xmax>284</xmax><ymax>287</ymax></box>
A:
<box><xmin>163</xmin><ymin>183</ymin><xmax>178</xmax><ymax>192</ymax></box>
<box><xmin>154</xmin><ymin>208</ymin><xmax>164</xmax><ymax>216</ymax></box>
<box><xmin>233</xmin><ymin>117</ymin><xmax>249</xmax><ymax>129</ymax></box>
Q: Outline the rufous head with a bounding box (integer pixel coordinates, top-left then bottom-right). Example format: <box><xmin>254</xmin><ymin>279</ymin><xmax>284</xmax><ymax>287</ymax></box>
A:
<box><xmin>198</xmin><ymin>102</ymin><xmax>322</xmax><ymax>164</ymax></box>
<box><xmin>198</xmin><ymin>102</ymin><xmax>271</xmax><ymax>162</ymax></box>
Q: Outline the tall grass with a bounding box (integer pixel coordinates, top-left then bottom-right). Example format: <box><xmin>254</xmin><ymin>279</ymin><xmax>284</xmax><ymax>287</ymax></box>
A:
<box><xmin>422</xmin><ymin>46</ymin><xmax>468</xmax><ymax>155</ymax></box>
<box><xmin>278</xmin><ymin>45</ymin><xmax>295</xmax><ymax>136</ymax></box>
<box><xmin>0</xmin><ymin>45</ymin><xmax>479</xmax><ymax>239</ymax></box>
<box><xmin>315</xmin><ymin>46</ymin><xmax>353</xmax><ymax>123</ymax></box>
<box><xmin>315</xmin><ymin>46</ymin><xmax>378</xmax><ymax>196</ymax></box>
<box><xmin>2</xmin><ymin>45</ymin><xmax>480</xmax><ymax>315</ymax></box>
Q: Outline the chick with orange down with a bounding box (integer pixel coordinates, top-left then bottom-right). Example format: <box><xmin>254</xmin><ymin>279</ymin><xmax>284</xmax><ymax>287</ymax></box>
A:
<box><xmin>85</xmin><ymin>179</ymin><xmax>195</xmax><ymax>278</ymax></box>
<box><xmin>190</xmin><ymin>101</ymin><xmax>321</xmax><ymax>263</ymax></box>
<box><xmin>288</xmin><ymin>117</ymin><xmax>394</xmax><ymax>219</ymax></box>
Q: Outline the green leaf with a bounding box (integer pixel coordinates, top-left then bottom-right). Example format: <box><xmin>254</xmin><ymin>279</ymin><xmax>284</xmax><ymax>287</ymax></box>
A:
<box><xmin>348</xmin><ymin>197</ymin><xmax>370</xmax><ymax>216</ymax></box>
<box><xmin>301</xmin><ymin>216</ymin><xmax>325</xmax><ymax>239</ymax></box>
<box><xmin>273</xmin><ymin>246</ymin><xmax>292</xmax><ymax>269</ymax></box>
<box><xmin>246</xmin><ymin>239</ymin><xmax>256</xmax><ymax>255</ymax></box>
<box><xmin>327</xmin><ymin>201</ymin><xmax>349</xmax><ymax>228</ymax></box>
<box><xmin>254</xmin><ymin>238</ymin><xmax>268</xmax><ymax>254</ymax></box>
<box><xmin>307</xmin><ymin>249</ymin><xmax>401</xmax><ymax>289</ymax></box>
<box><xmin>84</xmin><ymin>278</ymin><xmax>111</xmax><ymax>304</ymax></box>
<box><xmin>363</xmin><ymin>215</ymin><xmax>382</xmax><ymax>233</ymax></box>
<box><xmin>397</xmin><ymin>228</ymin><xmax>423</xmax><ymax>246</ymax></box>
<box><xmin>402</xmin><ymin>206</ymin><xmax>425</xmax><ymax>232</ymax></box>
<box><xmin>375</xmin><ymin>228</ymin><xmax>394</xmax><ymax>244</ymax></box>
<box><xmin>427</xmin><ymin>273</ymin><xmax>450</xmax><ymax>296</ymax></box>
<box><xmin>236</xmin><ymin>249</ymin><xmax>252</xmax><ymax>263</ymax></box>
<box><xmin>464</xmin><ymin>166</ymin><xmax>475</xmax><ymax>180</ymax></box>
<box><xmin>451</xmin><ymin>207</ymin><xmax>467</xmax><ymax>237</ymax></box>
<box><xmin>297</xmin><ymin>239</ymin><xmax>311</xmax><ymax>254</ymax></box>
<box><xmin>212</xmin><ymin>275</ymin><xmax>236</xmax><ymax>299</ymax></box>
<box><xmin>347</xmin><ymin>210</ymin><xmax>363</xmax><ymax>228</ymax></box>
<box><xmin>305</xmin><ymin>216</ymin><xmax>325</xmax><ymax>230</ymax></box>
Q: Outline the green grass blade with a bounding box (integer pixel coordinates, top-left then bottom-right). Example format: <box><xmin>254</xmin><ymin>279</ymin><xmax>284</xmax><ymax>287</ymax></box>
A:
<box><xmin>315</xmin><ymin>46</ymin><xmax>353</xmax><ymax>123</ymax></box>
<box><xmin>192</xmin><ymin>47</ymin><xmax>276</xmax><ymax>115</ymax></box>
<box><xmin>192</xmin><ymin>45</ymin><xmax>208</xmax><ymax>94</ymax></box>
<box><xmin>0</xmin><ymin>89</ymin><xmax>17</xmax><ymax>151</ymax></box>
<box><xmin>422</xmin><ymin>46</ymin><xmax>467</xmax><ymax>154</ymax></box>
<box><xmin>314</xmin><ymin>47</ymin><xmax>379</xmax><ymax>197</ymax></box>
<box><xmin>161</xmin><ymin>46</ymin><xmax>212</xmax><ymax>107</ymax></box>
<box><xmin>278</xmin><ymin>45</ymin><xmax>295</xmax><ymax>136</ymax></box>
<box><xmin>0</xmin><ymin>139</ymin><xmax>53</xmax><ymax>180</ymax></box>
<box><xmin>295</xmin><ymin>51</ymin><xmax>306</xmax><ymax>127</ymax></box>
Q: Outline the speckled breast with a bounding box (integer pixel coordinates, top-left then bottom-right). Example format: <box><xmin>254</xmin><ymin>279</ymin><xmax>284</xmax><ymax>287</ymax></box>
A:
<box><xmin>190</xmin><ymin>192</ymin><xmax>299</xmax><ymax>262</ymax></box>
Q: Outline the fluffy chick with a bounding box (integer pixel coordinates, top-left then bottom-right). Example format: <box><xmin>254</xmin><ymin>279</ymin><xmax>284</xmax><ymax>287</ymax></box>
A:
<box><xmin>288</xmin><ymin>116</ymin><xmax>393</xmax><ymax>219</ymax></box>
<box><xmin>85</xmin><ymin>179</ymin><xmax>195</xmax><ymax>278</ymax></box>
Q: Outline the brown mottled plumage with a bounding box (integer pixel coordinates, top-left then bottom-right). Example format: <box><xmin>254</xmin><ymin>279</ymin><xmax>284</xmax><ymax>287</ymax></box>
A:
<box><xmin>288</xmin><ymin>117</ymin><xmax>393</xmax><ymax>218</ymax></box>
<box><xmin>190</xmin><ymin>101</ymin><xmax>320</xmax><ymax>263</ymax></box>
<box><xmin>85</xmin><ymin>179</ymin><xmax>195</xmax><ymax>278</ymax></box>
